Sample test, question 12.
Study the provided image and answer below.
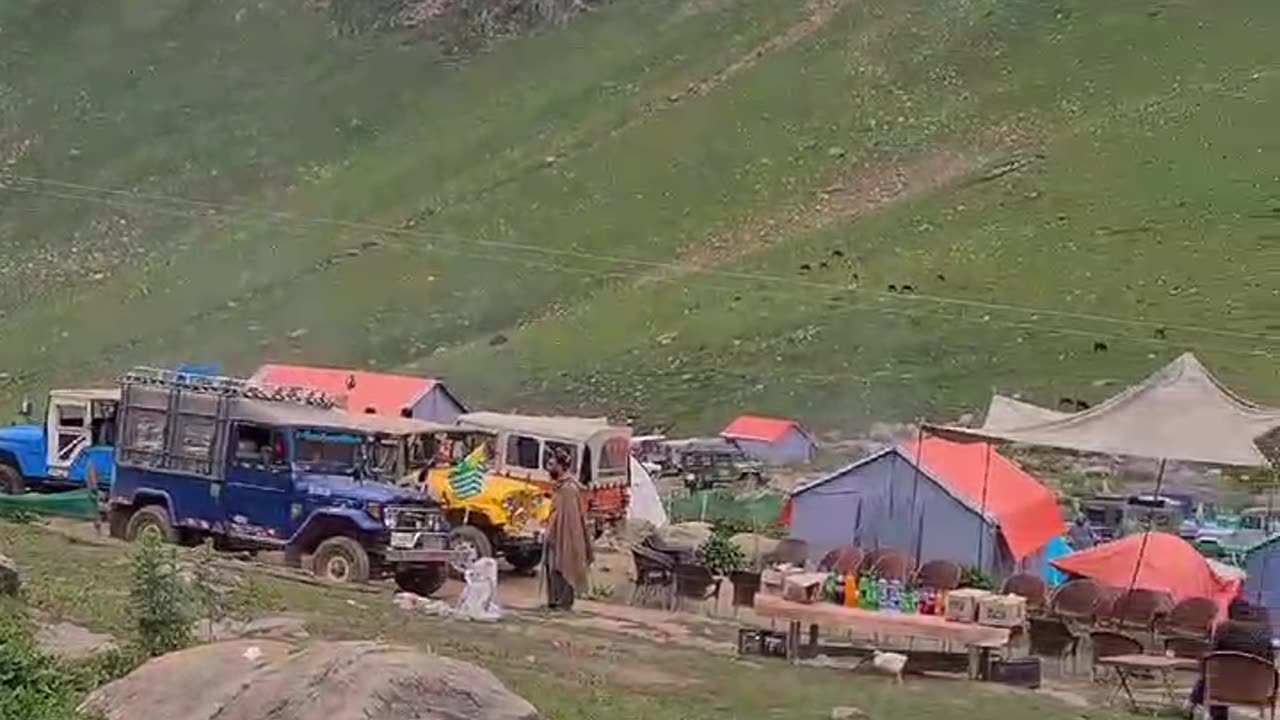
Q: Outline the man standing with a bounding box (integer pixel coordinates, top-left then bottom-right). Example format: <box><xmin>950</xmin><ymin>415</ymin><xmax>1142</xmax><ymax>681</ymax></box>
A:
<box><xmin>543</xmin><ymin>463</ymin><xmax>593</xmax><ymax>611</ymax></box>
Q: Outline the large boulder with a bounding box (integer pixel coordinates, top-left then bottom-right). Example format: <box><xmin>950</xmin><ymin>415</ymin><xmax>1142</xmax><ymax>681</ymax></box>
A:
<box><xmin>82</xmin><ymin>640</ymin><xmax>539</xmax><ymax>720</ymax></box>
<box><xmin>0</xmin><ymin>553</ymin><xmax>18</xmax><ymax>596</ymax></box>
<box><xmin>655</xmin><ymin>521</ymin><xmax>713</xmax><ymax>551</ymax></box>
<box><xmin>730</xmin><ymin>533</ymin><xmax>779</xmax><ymax>568</ymax></box>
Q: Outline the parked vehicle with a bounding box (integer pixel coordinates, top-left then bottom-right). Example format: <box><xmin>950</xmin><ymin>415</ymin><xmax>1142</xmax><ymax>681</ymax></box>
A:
<box><xmin>447</xmin><ymin>412</ymin><xmax>632</xmax><ymax>539</ymax></box>
<box><xmin>106</xmin><ymin>368</ymin><xmax>454</xmax><ymax>595</ymax></box>
<box><xmin>667</xmin><ymin>438</ymin><xmax>766</xmax><ymax>491</ymax></box>
<box><xmin>0</xmin><ymin>389</ymin><xmax>119</xmax><ymax>495</ymax></box>
<box><xmin>420</xmin><ymin>428</ymin><xmax>551</xmax><ymax>575</ymax></box>
<box><xmin>1082</xmin><ymin>493</ymin><xmax>1185</xmax><ymax>540</ymax></box>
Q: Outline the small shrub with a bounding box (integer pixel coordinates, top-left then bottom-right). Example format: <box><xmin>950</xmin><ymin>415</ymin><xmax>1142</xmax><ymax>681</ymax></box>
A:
<box><xmin>696</xmin><ymin>530</ymin><xmax>746</xmax><ymax>576</ymax></box>
<box><xmin>960</xmin><ymin>565</ymin><xmax>995</xmax><ymax>591</ymax></box>
<box><xmin>0</xmin><ymin>600</ymin><xmax>86</xmax><ymax>720</ymax></box>
<box><xmin>129</xmin><ymin>534</ymin><xmax>192</xmax><ymax>657</ymax></box>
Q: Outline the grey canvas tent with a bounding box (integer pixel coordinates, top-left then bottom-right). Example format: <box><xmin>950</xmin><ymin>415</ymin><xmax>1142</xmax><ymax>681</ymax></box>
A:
<box><xmin>937</xmin><ymin>353</ymin><xmax>1280</xmax><ymax>468</ymax></box>
<box><xmin>785</xmin><ymin>439</ymin><xmax>1064</xmax><ymax>579</ymax></box>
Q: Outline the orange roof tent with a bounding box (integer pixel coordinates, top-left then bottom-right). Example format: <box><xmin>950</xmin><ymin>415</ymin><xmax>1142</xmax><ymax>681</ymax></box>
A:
<box><xmin>1052</xmin><ymin>532</ymin><xmax>1242</xmax><ymax>612</ymax></box>
<box><xmin>722</xmin><ymin>415</ymin><xmax>816</xmax><ymax>465</ymax></box>
<box><xmin>251</xmin><ymin>364</ymin><xmax>466</xmax><ymax>422</ymax></box>
<box><xmin>782</xmin><ymin>436</ymin><xmax>1063</xmax><ymax>566</ymax></box>
<box><xmin>905</xmin><ymin>436</ymin><xmax>1064</xmax><ymax>560</ymax></box>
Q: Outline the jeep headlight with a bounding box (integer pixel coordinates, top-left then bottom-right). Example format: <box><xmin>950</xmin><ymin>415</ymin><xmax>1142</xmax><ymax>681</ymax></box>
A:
<box><xmin>365</xmin><ymin>501</ymin><xmax>384</xmax><ymax>522</ymax></box>
<box><xmin>424</xmin><ymin>511</ymin><xmax>447</xmax><ymax>533</ymax></box>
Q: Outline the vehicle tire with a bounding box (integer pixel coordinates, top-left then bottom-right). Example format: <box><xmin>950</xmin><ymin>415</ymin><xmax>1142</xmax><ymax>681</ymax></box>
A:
<box><xmin>0</xmin><ymin>464</ymin><xmax>26</xmax><ymax>495</ymax></box>
<box><xmin>107</xmin><ymin>508</ymin><xmax>130</xmax><ymax>540</ymax></box>
<box><xmin>124</xmin><ymin>505</ymin><xmax>177</xmax><ymax>544</ymax></box>
<box><xmin>506</xmin><ymin>548</ymin><xmax>543</xmax><ymax>575</ymax></box>
<box><xmin>448</xmin><ymin>525</ymin><xmax>493</xmax><ymax>577</ymax></box>
<box><xmin>394</xmin><ymin>564</ymin><xmax>447</xmax><ymax>597</ymax></box>
<box><xmin>312</xmin><ymin>536</ymin><xmax>371</xmax><ymax>584</ymax></box>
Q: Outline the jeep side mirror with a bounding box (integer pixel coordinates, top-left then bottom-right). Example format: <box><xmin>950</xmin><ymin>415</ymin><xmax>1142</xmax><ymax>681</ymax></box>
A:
<box><xmin>18</xmin><ymin>397</ymin><xmax>32</xmax><ymax>418</ymax></box>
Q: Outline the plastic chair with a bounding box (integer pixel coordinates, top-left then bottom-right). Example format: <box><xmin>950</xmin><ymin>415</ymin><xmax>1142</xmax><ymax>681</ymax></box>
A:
<box><xmin>1204</xmin><ymin>651</ymin><xmax>1280</xmax><ymax>720</ymax></box>
<box><xmin>630</xmin><ymin>544</ymin><xmax>675</xmax><ymax>609</ymax></box>
<box><xmin>729</xmin><ymin>571</ymin><xmax>762</xmax><ymax>615</ymax></box>
<box><xmin>817</xmin><ymin>545</ymin><xmax>863</xmax><ymax>575</ymax></box>
<box><xmin>1112</xmin><ymin>588</ymin><xmax>1175</xmax><ymax>636</ymax></box>
<box><xmin>1029</xmin><ymin>616</ymin><xmax>1082</xmax><ymax>675</ymax></box>
<box><xmin>1160</xmin><ymin>597</ymin><xmax>1218</xmax><ymax>638</ymax></box>
<box><xmin>673</xmin><ymin>563</ymin><xmax>724</xmax><ymax>614</ymax></box>
<box><xmin>1164</xmin><ymin>635</ymin><xmax>1212</xmax><ymax>661</ymax></box>
<box><xmin>1049</xmin><ymin>579</ymin><xmax>1103</xmax><ymax>625</ymax></box>
<box><xmin>1002</xmin><ymin>573</ymin><xmax>1050</xmax><ymax>615</ymax></box>
<box><xmin>914</xmin><ymin>559</ymin><xmax>963</xmax><ymax>591</ymax></box>
<box><xmin>870</xmin><ymin>551</ymin><xmax>913</xmax><ymax>582</ymax></box>
<box><xmin>1088</xmin><ymin>629</ymin><xmax>1143</xmax><ymax>682</ymax></box>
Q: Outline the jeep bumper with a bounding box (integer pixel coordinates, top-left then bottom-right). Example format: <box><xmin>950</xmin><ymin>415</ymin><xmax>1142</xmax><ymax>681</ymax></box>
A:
<box><xmin>382</xmin><ymin>548</ymin><xmax>458</xmax><ymax>564</ymax></box>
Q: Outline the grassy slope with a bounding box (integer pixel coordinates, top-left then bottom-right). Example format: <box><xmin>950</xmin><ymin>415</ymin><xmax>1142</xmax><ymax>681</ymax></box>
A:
<box><xmin>1</xmin><ymin>0</ymin><xmax>1277</xmax><ymax>433</ymax></box>
<box><xmin>1</xmin><ymin>521</ymin><xmax>1126</xmax><ymax>720</ymax></box>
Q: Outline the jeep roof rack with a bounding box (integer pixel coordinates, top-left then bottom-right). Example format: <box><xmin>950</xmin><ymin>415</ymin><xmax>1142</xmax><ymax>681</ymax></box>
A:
<box><xmin>120</xmin><ymin>366</ymin><xmax>341</xmax><ymax>410</ymax></box>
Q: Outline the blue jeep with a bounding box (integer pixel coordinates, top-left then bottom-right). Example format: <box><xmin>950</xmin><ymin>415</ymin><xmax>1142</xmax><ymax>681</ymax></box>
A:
<box><xmin>106</xmin><ymin>368</ymin><xmax>453</xmax><ymax>596</ymax></box>
<box><xmin>0</xmin><ymin>389</ymin><xmax>119</xmax><ymax>495</ymax></box>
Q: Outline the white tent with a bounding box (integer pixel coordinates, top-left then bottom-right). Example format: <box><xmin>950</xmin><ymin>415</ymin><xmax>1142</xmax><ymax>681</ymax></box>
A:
<box><xmin>981</xmin><ymin>395</ymin><xmax>1070</xmax><ymax>431</ymax></box>
<box><xmin>628</xmin><ymin>457</ymin><xmax>668</xmax><ymax>527</ymax></box>
<box><xmin>937</xmin><ymin>353</ymin><xmax>1280</xmax><ymax>467</ymax></box>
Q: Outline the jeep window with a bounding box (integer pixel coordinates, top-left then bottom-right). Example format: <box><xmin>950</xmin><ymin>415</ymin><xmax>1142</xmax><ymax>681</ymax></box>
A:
<box><xmin>56</xmin><ymin>404</ymin><xmax>86</xmax><ymax>428</ymax></box>
<box><xmin>507</xmin><ymin>435</ymin><xmax>542</xmax><ymax>470</ymax></box>
<box><xmin>125</xmin><ymin>409</ymin><xmax>167</xmax><ymax>452</ymax></box>
<box><xmin>543</xmin><ymin>441</ymin><xmax>577</xmax><ymax>473</ymax></box>
<box><xmin>232</xmin><ymin>424</ymin><xmax>285</xmax><ymax>467</ymax></box>
<box><xmin>176</xmin><ymin>415</ymin><xmax>216</xmax><ymax>459</ymax></box>
<box><xmin>599</xmin><ymin>436</ymin><xmax>629</xmax><ymax>472</ymax></box>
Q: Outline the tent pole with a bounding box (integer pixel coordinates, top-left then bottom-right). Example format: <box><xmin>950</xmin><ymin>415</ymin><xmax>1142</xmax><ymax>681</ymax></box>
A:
<box><xmin>977</xmin><ymin>441</ymin><xmax>993</xmax><ymax>571</ymax></box>
<box><xmin>1258</xmin><ymin>470</ymin><xmax>1278</xmax><ymax>605</ymax></box>
<box><xmin>910</xmin><ymin>423</ymin><xmax>925</xmax><ymax>561</ymax></box>
<box><xmin>1119</xmin><ymin>458</ymin><xmax>1167</xmax><ymax>618</ymax></box>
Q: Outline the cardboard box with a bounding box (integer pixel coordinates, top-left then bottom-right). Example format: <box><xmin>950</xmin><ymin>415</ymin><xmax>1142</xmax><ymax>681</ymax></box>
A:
<box><xmin>782</xmin><ymin>572</ymin><xmax>829</xmax><ymax>604</ymax></box>
<box><xmin>944</xmin><ymin>589</ymin><xmax>992</xmax><ymax>624</ymax></box>
<box><xmin>977</xmin><ymin>594</ymin><xmax>1027</xmax><ymax>628</ymax></box>
<box><xmin>761</xmin><ymin>566</ymin><xmax>804</xmax><ymax>595</ymax></box>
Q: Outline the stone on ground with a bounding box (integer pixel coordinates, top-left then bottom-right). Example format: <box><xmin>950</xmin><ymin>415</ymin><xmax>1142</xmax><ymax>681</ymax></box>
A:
<box><xmin>36</xmin><ymin>621</ymin><xmax>117</xmax><ymax>661</ymax></box>
<box><xmin>81</xmin><ymin>639</ymin><xmax>539</xmax><ymax>720</ymax></box>
<box><xmin>0</xmin><ymin>553</ymin><xmax>19</xmax><ymax>596</ymax></box>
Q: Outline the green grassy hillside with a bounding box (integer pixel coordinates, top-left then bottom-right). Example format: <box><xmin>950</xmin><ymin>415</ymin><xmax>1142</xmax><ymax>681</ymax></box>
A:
<box><xmin>1</xmin><ymin>0</ymin><xmax>1277</xmax><ymax>433</ymax></box>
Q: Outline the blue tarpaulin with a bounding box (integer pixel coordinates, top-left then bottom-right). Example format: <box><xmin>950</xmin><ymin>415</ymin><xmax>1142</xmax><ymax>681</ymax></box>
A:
<box><xmin>1041</xmin><ymin>535</ymin><xmax>1072</xmax><ymax>587</ymax></box>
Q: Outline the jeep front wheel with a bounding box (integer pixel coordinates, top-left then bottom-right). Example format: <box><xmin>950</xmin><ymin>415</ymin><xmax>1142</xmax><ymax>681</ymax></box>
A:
<box><xmin>312</xmin><ymin>536</ymin><xmax>371</xmax><ymax>584</ymax></box>
<box><xmin>394</xmin><ymin>565</ymin><xmax>447</xmax><ymax>597</ymax></box>
<box><xmin>0</xmin><ymin>464</ymin><xmax>26</xmax><ymax>495</ymax></box>
<box><xmin>125</xmin><ymin>506</ymin><xmax>177</xmax><ymax>544</ymax></box>
<box><xmin>448</xmin><ymin>525</ymin><xmax>493</xmax><ymax>576</ymax></box>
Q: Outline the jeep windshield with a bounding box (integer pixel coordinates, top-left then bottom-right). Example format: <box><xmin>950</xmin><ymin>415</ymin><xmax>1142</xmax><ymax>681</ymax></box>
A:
<box><xmin>293</xmin><ymin>429</ymin><xmax>363</xmax><ymax>475</ymax></box>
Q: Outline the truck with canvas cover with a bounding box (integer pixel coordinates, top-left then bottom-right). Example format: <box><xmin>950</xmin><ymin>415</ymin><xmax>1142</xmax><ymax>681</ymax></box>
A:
<box><xmin>107</xmin><ymin>368</ymin><xmax>454</xmax><ymax>596</ymax></box>
<box><xmin>421</xmin><ymin>412</ymin><xmax>631</xmax><ymax>572</ymax></box>
<box><xmin>0</xmin><ymin>389</ymin><xmax>119</xmax><ymax>495</ymax></box>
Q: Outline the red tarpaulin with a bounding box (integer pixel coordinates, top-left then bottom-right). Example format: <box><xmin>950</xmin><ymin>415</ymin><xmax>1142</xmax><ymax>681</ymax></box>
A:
<box><xmin>1052</xmin><ymin>532</ymin><xmax>1242</xmax><ymax>616</ymax></box>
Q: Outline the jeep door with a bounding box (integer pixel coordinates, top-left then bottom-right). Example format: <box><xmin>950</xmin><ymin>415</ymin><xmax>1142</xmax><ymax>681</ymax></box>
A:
<box><xmin>221</xmin><ymin>423</ymin><xmax>294</xmax><ymax>543</ymax></box>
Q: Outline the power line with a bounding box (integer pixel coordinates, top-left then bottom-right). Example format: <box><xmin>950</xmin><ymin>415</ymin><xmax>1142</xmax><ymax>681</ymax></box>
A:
<box><xmin>5</xmin><ymin>172</ymin><xmax>1279</xmax><ymax>346</ymax></box>
<box><xmin>1</xmin><ymin>183</ymin><xmax>1273</xmax><ymax>364</ymax></box>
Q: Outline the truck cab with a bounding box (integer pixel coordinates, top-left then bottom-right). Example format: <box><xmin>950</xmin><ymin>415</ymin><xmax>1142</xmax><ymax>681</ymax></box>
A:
<box><xmin>107</xmin><ymin>368</ymin><xmax>454</xmax><ymax>595</ymax></box>
<box><xmin>0</xmin><ymin>389</ymin><xmax>119</xmax><ymax>495</ymax></box>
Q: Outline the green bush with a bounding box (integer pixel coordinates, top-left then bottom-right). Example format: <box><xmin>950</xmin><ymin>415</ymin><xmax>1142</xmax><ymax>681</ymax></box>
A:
<box><xmin>129</xmin><ymin>534</ymin><xmax>192</xmax><ymax>657</ymax></box>
<box><xmin>696</xmin><ymin>530</ymin><xmax>747</xmax><ymax>576</ymax></box>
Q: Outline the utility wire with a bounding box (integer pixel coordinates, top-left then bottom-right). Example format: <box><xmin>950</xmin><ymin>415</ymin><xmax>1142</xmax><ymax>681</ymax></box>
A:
<box><xmin>1</xmin><ymin>184</ymin><xmax>1275</xmax><ymax>362</ymax></box>
<box><xmin>5</xmin><ymin>173</ymin><xmax>1279</xmax><ymax>346</ymax></box>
